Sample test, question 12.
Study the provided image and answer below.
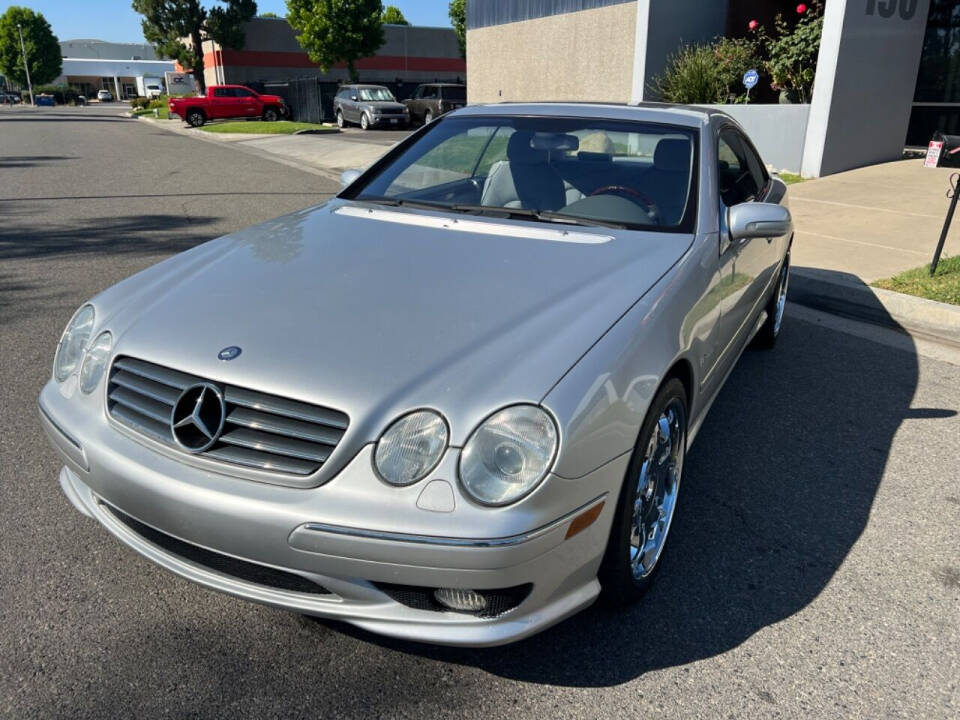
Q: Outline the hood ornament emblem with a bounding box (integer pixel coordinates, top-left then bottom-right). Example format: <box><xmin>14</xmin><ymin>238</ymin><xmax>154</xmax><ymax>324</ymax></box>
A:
<box><xmin>170</xmin><ymin>383</ymin><xmax>226</xmax><ymax>453</ymax></box>
<box><xmin>218</xmin><ymin>346</ymin><xmax>242</xmax><ymax>361</ymax></box>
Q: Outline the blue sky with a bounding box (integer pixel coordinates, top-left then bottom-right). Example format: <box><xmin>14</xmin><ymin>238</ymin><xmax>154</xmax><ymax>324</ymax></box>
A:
<box><xmin>15</xmin><ymin>1</ymin><xmax>453</xmax><ymax>44</ymax></box>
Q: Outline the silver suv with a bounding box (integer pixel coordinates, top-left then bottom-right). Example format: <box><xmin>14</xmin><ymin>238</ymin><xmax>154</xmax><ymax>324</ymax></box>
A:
<box><xmin>333</xmin><ymin>84</ymin><xmax>409</xmax><ymax>130</ymax></box>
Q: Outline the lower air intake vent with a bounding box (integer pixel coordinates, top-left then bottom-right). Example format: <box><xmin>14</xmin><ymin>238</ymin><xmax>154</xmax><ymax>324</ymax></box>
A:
<box><xmin>103</xmin><ymin>503</ymin><xmax>330</xmax><ymax>595</ymax></box>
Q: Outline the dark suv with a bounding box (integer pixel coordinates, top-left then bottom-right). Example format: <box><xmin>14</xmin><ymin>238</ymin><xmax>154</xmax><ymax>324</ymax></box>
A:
<box><xmin>333</xmin><ymin>84</ymin><xmax>409</xmax><ymax>130</ymax></box>
<box><xmin>403</xmin><ymin>83</ymin><xmax>466</xmax><ymax>125</ymax></box>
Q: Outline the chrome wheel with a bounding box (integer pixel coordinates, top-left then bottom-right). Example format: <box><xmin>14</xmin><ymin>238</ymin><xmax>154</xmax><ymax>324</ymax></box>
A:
<box><xmin>629</xmin><ymin>398</ymin><xmax>685</xmax><ymax>579</ymax></box>
<box><xmin>336</xmin><ymin>111</ymin><xmax>344</xmax><ymax>128</ymax></box>
<box><xmin>773</xmin><ymin>258</ymin><xmax>790</xmax><ymax>336</ymax></box>
<box><xmin>361</xmin><ymin>113</ymin><xmax>369</xmax><ymax>130</ymax></box>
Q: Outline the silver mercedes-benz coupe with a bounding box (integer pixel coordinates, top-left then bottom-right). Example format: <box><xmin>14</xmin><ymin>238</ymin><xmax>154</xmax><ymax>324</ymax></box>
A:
<box><xmin>39</xmin><ymin>103</ymin><xmax>792</xmax><ymax>646</ymax></box>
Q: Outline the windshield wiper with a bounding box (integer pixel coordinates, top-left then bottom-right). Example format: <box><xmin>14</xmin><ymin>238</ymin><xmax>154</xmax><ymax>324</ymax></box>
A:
<box><xmin>359</xmin><ymin>197</ymin><xmax>629</xmax><ymax>230</ymax></box>
<box><xmin>447</xmin><ymin>204</ymin><xmax>628</xmax><ymax>230</ymax></box>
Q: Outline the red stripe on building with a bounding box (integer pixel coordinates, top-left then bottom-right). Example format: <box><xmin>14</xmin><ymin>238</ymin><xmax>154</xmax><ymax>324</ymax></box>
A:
<box><xmin>203</xmin><ymin>50</ymin><xmax>465</xmax><ymax>73</ymax></box>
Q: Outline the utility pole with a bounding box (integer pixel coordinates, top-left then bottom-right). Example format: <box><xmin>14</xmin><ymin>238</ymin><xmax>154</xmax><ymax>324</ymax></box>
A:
<box><xmin>16</xmin><ymin>23</ymin><xmax>34</xmax><ymax>105</ymax></box>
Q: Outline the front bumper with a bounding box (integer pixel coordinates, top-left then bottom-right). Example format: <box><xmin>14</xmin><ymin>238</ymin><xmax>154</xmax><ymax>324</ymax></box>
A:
<box><xmin>371</xmin><ymin>113</ymin><xmax>408</xmax><ymax>127</ymax></box>
<box><xmin>39</xmin><ymin>381</ymin><xmax>626</xmax><ymax>646</ymax></box>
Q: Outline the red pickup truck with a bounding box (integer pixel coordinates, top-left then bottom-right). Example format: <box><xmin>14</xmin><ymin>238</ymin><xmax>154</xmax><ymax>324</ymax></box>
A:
<box><xmin>169</xmin><ymin>85</ymin><xmax>287</xmax><ymax>127</ymax></box>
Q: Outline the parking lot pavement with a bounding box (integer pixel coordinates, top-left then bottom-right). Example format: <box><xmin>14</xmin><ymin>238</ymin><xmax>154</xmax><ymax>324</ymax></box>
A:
<box><xmin>2</xmin><ymin>106</ymin><xmax>959</xmax><ymax>719</ymax></box>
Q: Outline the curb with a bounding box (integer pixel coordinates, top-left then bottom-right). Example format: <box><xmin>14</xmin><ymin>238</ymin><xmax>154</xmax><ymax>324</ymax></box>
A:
<box><xmin>789</xmin><ymin>267</ymin><xmax>960</xmax><ymax>344</ymax></box>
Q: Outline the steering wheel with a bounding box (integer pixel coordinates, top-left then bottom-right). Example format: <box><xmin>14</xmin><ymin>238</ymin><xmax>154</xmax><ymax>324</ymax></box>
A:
<box><xmin>589</xmin><ymin>185</ymin><xmax>660</xmax><ymax>223</ymax></box>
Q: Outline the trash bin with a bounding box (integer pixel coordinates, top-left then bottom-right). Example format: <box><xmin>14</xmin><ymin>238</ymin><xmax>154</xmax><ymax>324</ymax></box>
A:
<box><xmin>933</xmin><ymin>131</ymin><xmax>960</xmax><ymax>168</ymax></box>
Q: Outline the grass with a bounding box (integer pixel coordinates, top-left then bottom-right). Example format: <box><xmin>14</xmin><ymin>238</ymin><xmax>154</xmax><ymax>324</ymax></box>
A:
<box><xmin>872</xmin><ymin>255</ymin><xmax>960</xmax><ymax>305</ymax></box>
<box><xmin>133</xmin><ymin>106</ymin><xmax>169</xmax><ymax>119</ymax></box>
<box><xmin>778</xmin><ymin>172</ymin><xmax>804</xmax><ymax>184</ymax></box>
<box><xmin>198</xmin><ymin>120</ymin><xmax>338</xmax><ymax>135</ymax></box>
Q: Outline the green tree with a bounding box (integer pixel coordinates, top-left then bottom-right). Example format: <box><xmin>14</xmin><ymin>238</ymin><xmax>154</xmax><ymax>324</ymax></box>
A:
<box><xmin>448</xmin><ymin>0</ymin><xmax>465</xmax><ymax>58</ymax></box>
<box><xmin>381</xmin><ymin>5</ymin><xmax>408</xmax><ymax>25</ymax></box>
<box><xmin>0</xmin><ymin>6</ymin><xmax>62</xmax><ymax>89</ymax></box>
<box><xmin>258</xmin><ymin>11</ymin><xmax>281</xmax><ymax>18</ymax></box>
<box><xmin>131</xmin><ymin>0</ymin><xmax>258</xmax><ymax>93</ymax></box>
<box><xmin>286</xmin><ymin>0</ymin><xmax>384</xmax><ymax>83</ymax></box>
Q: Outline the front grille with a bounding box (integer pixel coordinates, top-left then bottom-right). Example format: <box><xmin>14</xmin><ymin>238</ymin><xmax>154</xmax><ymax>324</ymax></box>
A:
<box><xmin>107</xmin><ymin>356</ymin><xmax>349</xmax><ymax>477</ymax></box>
<box><xmin>103</xmin><ymin>503</ymin><xmax>330</xmax><ymax>595</ymax></box>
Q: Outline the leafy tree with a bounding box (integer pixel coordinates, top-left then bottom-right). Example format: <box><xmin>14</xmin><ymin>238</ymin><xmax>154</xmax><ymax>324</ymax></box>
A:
<box><xmin>286</xmin><ymin>0</ymin><xmax>384</xmax><ymax>83</ymax></box>
<box><xmin>0</xmin><ymin>6</ymin><xmax>62</xmax><ymax>88</ymax></box>
<box><xmin>381</xmin><ymin>5</ymin><xmax>408</xmax><ymax>25</ymax></box>
<box><xmin>258</xmin><ymin>11</ymin><xmax>281</xmax><ymax>18</ymax></box>
<box><xmin>131</xmin><ymin>0</ymin><xmax>258</xmax><ymax>93</ymax></box>
<box><xmin>448</xmin><ymin>0</ymin><xmax>465</xmax><ymax>58</ymax></box>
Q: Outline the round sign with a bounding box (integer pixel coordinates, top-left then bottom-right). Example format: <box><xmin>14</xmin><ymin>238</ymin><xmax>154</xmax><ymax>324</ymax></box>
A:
<box><xmin>743</xmin><ymin>69</ymin><xmax>759</xmax><ymax>90</ymax></box>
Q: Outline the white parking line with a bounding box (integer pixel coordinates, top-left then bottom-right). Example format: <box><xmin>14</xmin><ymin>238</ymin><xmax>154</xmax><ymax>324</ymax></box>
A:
<box><xmin>796</xmin><ymin>230</ymin><xmax>930</xmax><ymax>255</ymax></box>
<box><xmin>791</xmin><ymin>196</ymin><xmax>943</xmax><ymax>219</ymax></box>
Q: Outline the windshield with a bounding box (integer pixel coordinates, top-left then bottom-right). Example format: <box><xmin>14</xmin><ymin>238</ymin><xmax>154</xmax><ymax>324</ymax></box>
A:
<box><xmin>347</xmin><ymin>115</ymin><xmax>696</xmax><ymax>231</ymax></box>
<box><xmin>358</xmin><ymin>87</ymin><xmax>396</xmax><ymax>102</ymax></box>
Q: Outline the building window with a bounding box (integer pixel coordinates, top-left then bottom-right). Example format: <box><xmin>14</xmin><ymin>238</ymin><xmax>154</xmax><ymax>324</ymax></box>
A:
<box><xmin>907</xmin><ymin>0</ymin><xmax>960</xmax><ymax>145</ymax></box>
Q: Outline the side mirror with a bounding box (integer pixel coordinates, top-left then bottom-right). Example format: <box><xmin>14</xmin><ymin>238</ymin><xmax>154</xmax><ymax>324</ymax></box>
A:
<box><xmin>339</xmin><ymin>168</ymin><xmax>362</xmax><ymax>189</ymax></box>
<box><xmin>351</xmin><ymin>95</ymin><xmax>358</xmax><ymax>101</ymax></box>
<box><xmin>728</xmin><ymin>202</ymin><xmax>792</xmax><ymax>241</ymax></box>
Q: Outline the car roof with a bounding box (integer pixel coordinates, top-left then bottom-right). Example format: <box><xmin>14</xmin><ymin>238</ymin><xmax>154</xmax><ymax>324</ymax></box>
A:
<box><xmin>454</xmin><ymin>101</ymin><xmax>726</xmax><ymax>128</ymax></box>
<box><xmin>418</xmin><ymin>83</ymin><xmax>465</xmax><ymax>87</ymax></box>
<box><xmin>345</xmin><ymin>84</ymin><xmax>389</xmax><ymax>89</ymax></box>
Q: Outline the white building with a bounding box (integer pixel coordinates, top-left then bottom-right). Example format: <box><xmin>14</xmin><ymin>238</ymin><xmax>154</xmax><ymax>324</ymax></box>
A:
<box><xmin>54</xmin><ymin>40</ymin><xmax>175</xmax><ymax>99</ymax></box>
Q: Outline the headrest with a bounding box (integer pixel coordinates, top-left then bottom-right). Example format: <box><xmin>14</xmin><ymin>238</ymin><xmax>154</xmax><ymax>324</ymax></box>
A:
<box><xmin>655</xmin><ymin>139</ymin><xmax>691</xmax><ymax>172</ymax></box>
<box><xmin>507</xmin><ymin>131</ymin><xmax>545</xmax><ymax>164</ymax></box>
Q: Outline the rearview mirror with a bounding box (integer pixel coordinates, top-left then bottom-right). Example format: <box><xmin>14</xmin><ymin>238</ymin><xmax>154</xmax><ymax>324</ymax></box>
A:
<box><xmin>728</xmin><ymin>202</ymin><xmax>792</xmax><ymax>241</ymax></box>
<box><xmin>339</xmin><ymin>168</ymin><xmax>362</xmax><ymax>189</ymax></box>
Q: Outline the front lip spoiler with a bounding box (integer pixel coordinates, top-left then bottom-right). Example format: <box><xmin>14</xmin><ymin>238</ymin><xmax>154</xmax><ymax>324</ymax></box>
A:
<box><xmin>294</xmin><ymin>494</ymin><xmax>607</xmax><ymax>549</ymax></box>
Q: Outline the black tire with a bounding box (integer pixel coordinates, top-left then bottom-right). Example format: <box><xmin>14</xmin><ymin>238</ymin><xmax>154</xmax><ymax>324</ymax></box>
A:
<box><xmin>753</xmin><ymin>253</ymin><xmax>790</xmax><ymax>350</ymax></box>
<box><xmin>263</xmin><ymin>106</ymin><xmax>279</xmax><ymax>122</ymax></box>
<box><xmin>360</xmin><ymin>112</ymin><xmax>370</xmax><ymax>131</ymax></box>
<box><xmin>336</xmin><ymin>110</ymin><xmax>345</xmax><ymax>128</ymax></box>
<box><xmin>186</xmin><ymin>109</ymin><xmax>205</xmax><ymax>127</ymax></box>
<box><xmin>599</xmin><ymin>378</ymin><xmax>688</xmax><ymax>605</ymax></box>
<box><xmin>424</xmin><ymin>109</ymin><xmax>434</xmax><ymax>124</ymax></box>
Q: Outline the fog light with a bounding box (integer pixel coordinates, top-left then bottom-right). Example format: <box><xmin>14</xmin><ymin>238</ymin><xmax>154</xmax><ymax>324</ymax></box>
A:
<box><xmin>433</xmin><ymin>587</ymin><xmax>488</xmax><ymax>612</ymax></box>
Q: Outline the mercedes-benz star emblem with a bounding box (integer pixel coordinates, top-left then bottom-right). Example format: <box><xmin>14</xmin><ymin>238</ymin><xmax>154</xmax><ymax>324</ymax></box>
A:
<box><xmin>218</xmin><ymin>346</ymin><xmax>242</xmax><ymax>361</ymax></box>
<box><xmin>170</xmin><ymin>383</ymin><xmax>226</xmax><ymax>453</ymax></box>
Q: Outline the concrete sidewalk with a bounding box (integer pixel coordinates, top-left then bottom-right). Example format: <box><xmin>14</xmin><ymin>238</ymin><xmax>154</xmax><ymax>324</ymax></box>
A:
<box><xmin>789</xmin><ymin>159</ymin><xmax>960</xmax><ymax>282</ymax></box>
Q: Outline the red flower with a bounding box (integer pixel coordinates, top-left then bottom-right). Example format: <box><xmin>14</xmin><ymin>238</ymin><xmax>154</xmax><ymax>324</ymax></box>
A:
<box><xmin>748</xmin><ymin>19</ymin><xmax>759</xmax><ymax>30</ymax></box>
<box><xmin>796</xmin><ymin>3</ymin><xmax>807</xmax><ymax>13</ymax></box>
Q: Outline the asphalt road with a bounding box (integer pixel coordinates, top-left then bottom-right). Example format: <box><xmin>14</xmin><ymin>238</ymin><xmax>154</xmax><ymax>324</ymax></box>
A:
<box><xmin>2</xmin><ymin>105</ymin><xmax>958</xmax><ymax>719</ymax></box>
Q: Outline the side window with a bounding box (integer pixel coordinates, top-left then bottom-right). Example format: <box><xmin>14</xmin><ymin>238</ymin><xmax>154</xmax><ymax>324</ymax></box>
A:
<box><xmin>738</xmin><ymin>134</ymin><xmax>769</xmax><ymax>195</ymax></box>
<box><xmin>717</xmin><ymin>129</ymin><xmax>760</xmax><ymax>206</ymax></box>
<box><xmin>413</xmin><ymin>86</ymin><xmax>424</xmax><ymax>99</ymax></box>
<box><xmin>234</xmin><ymin>88</ymin><xmax>253</xmax><ymax>98</ymax></box>
<box><xmin>423</xmin><ymin>86</ymin><xmax>438</xmax><ymax>100</ymax></box>
<box><xmin>213</xmin><ymin>87</ymin><xmax>231</xmax><ymax>98</ymax></box>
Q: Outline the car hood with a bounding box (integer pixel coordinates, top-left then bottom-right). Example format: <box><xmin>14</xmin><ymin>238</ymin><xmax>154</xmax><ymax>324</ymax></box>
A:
<box><xmin>95</xmin><ymin>200</ymin><xmax>692</xmax><ymax>460</ymax></box>
<box><xmin>364</xmin><ymin>101</ymin><xmax>406</xmax><ymax>112</ymax></box>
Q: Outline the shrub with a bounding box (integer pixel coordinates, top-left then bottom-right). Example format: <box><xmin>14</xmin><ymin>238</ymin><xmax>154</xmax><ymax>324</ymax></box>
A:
<box><xmin>714</xmin><ymin>37</ymin><xmax>762</xmax><ymax>103</ymax></box>
<box><xmin>34</xmin><ymin>84</ymin><xmax>79</xmax><ymax>105</ymax></box>
<box><xmin>129</xmin><ymin>97</ymin><xmax>149</xmax><ymax>109</ymax></box>
<box><xmin>652</xmin><ymin>44</ymin><xmax>726</xmax><ymax>104</ymax></box>
<box><xmin>750</xmin><ymin>0</ymin><xmax>824</xmax><ymax>102</ymax></box>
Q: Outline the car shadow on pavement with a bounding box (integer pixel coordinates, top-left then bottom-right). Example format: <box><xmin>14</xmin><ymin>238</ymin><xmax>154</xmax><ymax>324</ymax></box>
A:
<box><xmin>320</xmin><ymin>271</ymin><xmax>934</xmax><ymax>687</ymax></box>
<box><xmin>0</xmin><ymin>213</ymin><xmax>219</xmax><ymax>260</ymax></box>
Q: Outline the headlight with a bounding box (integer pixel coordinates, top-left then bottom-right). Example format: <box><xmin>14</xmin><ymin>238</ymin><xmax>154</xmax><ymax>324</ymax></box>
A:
<box><xmin>374</xmin><ymin>410</ymin><xmax>448</xmax><ymax>486</ymax></box>
<box><xmin>459</xmin><ymin>405</ymin><xmax>558</xmax><ymax>506</ymax></box>
<box><xmin>79</xmin><ymin>331</ymin><xmax>113</xmax><ymax>394</ymax></box>
<box><xmin>54</xmin><ymin>305</ymin><xmax>95</xmax><ymax>382</ymax></box>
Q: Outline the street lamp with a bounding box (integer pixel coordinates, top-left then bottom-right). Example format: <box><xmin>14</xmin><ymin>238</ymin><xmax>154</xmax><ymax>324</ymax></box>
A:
<box><xmin>16</xmin><ymin>23</ymin><xmax>34</xmax><ymax>106</ymax></box>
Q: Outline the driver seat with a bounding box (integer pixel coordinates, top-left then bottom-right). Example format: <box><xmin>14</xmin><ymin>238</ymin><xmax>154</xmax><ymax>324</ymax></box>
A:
<box><xmin>480</xmin><ymin>131</ymin><xmax>567</xmax><ymax>211</ymax></box>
